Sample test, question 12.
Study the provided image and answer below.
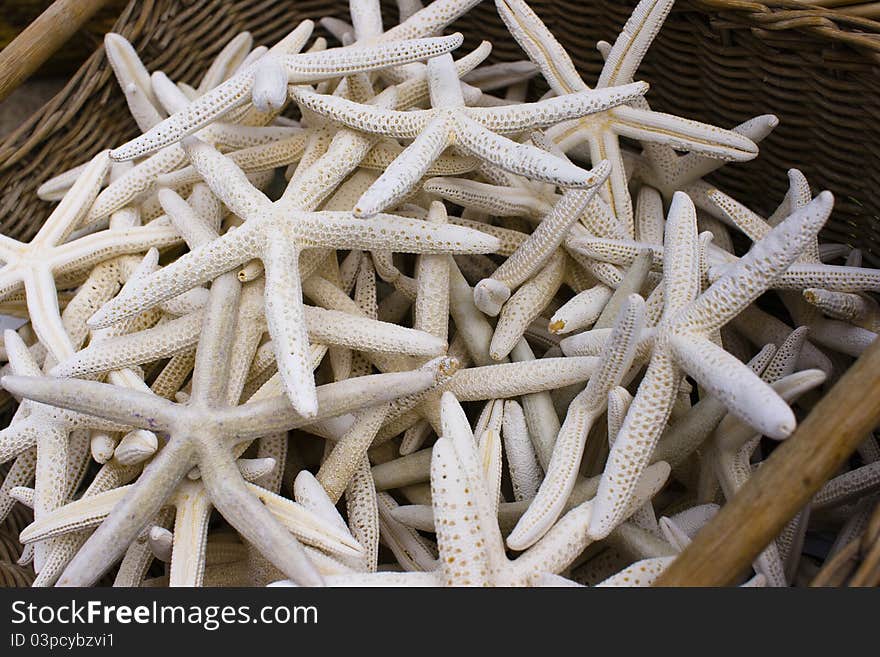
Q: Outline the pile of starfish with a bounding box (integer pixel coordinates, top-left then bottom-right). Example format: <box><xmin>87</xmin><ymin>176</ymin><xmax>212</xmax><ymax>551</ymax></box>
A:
<box><xmin>1</xmin><ymin>0</ymin><xmax>879</xmax><ymax>588</ymax></box>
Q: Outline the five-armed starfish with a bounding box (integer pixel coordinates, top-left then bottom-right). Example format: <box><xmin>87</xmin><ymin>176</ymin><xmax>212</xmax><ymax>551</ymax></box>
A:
<box><xmin>290</xmin><ymin>52</ymin><xmax>647</xmax><ymax>216</ymax></box>
<box><xmin>497</xmin><ymin>0</ymin><xmax>759</xmax><ymax>230</ymax></box>
<box><xmin>86</xmin><ymin>138</ymin><xmax>499</xmax><ymax>417</ymax></box>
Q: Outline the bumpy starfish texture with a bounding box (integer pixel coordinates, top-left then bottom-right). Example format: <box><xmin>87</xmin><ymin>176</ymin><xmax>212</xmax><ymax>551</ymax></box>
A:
<box><xmin>589</xmin><ymin>190</ymin><xmax>834</xmax><ymax>539</ymax></box>
<box><xmin>1</xmin><ymin>0</ymin><xmax>877</xmax><ymax>591</ymax></box>
<box><xmin>88</xmin><ymin>139</ymin><xmax>498</xmax><ymax>417</ymax></box>
<box><xmin>109</xmin><ymin>31</ymin><xmax>467</xmax><ymax>161</ymax></box>
<box><xmin>290</xmin><ymin>53</ymin><xmax>646</xmax><ymax>216</ymax></box>
<box><xmin>497</xmin><ymin>0</ymin><xmax>758</xmax><ymax>229</ymax></box>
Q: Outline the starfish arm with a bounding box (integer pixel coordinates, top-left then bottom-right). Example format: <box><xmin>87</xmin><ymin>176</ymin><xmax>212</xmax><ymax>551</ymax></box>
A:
<box><xmin>290</xmin><ymin>87</ymin><xmax>430</xmax><ymax>138</ymax></box>
<box><xmin>295</xmin><ymin>211</ymin><xmax>500</xmax><ymax>254</ymax></box>
<box><xmin>501</xmin><ymin>400</ymin><xmax>543</xmax><ymax>501</ymax></box>
<box><xmin>304</xmin><ymin>306</ymin><xmax>445</xmax><ymax>355</ymax></box>
<box><xmin>774</xmin><ymin>264</ymin><xmax>880</xmax><ymax>293</ymax></box>
<box><xmin>423</xmin><ymin>177</ymin><xmax>550</xmax><ymax>218</ymax></box>
<box><xmin>598</xmin><ymin>0</ymin><xmax>674</xmax><ymax>87</ymax></box>
<box><xmin>706</xmin><ymin>188</ymin><xmax>771</xmax><ymax>242</ymax></box>
<box><xmin>0</xmin><ymin>376</ymin><xmax>175</xmax><ymax>433</ymax></box>
<box><xmin>590</xmin><ymin>351</ymin><xmax>679</xmax><ymax>539</ymax></box>
<box><xmin>88</xmin><ymin>224</ymin><xmax>259</xmax><ymax>329</ymax></box>
<box><xmin>110</xmin><ymin>71</ymin><xmax>255</xmax><ymax>161</ymax></box>
<box><xmin>683</xmin><ymin>192</ymin><xmax>834</xmax><ymax>333</ymax></box>
<box><xmin>180</xmin><ymin>138</ymin><xmax>275</xmax><ymax>219</ymax></box>
<box><xmin>35</xmin><ymin>150</ymin><xmax>111</xmax><ymax>245</ymax></box>
<box><xmin>376</xmin><ymin>491</ymin><xmax>439</xmax><ymax>571</ymax></box>
<box><xmin>675</xmin><ymin>114</ymin><xmax>779</xmax><ymax>187</ymax></box>
<box><xmin>470</xmin><ymin>83</ymin><xmax>647</xmax><ymax>133</ymax></box>
<box><xmin>509</xmin><ymin>295</ymin><xmax>645</xmax><ymax>548</ymax></box>
<box><xmin>22</xmin><ymin>267</ymin><xmax>74</xmax><ymax>362</ymax></box>
<box><xmin>19</xmin><ymin>485</ymin><xmax>131</xmax><ymax>544</ymax></box>
<box><xmin>549</xmin><ymin>284</ymin><xmax>614</xmax><ymax>334</ymax></box>
<box><xmin>285</xmin><ymin>34</ymin><xmax>463</xmax><ymax>81</ymax></box>
<box><xmin>354</xmin><ymin>116</ymin><xmax>452</xmax><ymax>216</ymax></box>
<box><xmin>671</xmin><ymin>334</ymin><xmax>796</xmax><ymax>440</ymax></box>
<box><xmin>52</xmin><ymin>311</ymin><xmax>203</xmax><ymax>378</ymax></box>
<box><xmin>262</xmin><ymin>239</ymin><xmax>316</xmax><ymax>417</ymax></box>
<box><xmin>251</xmin><ymin>55</ymin><xmax>288</xmax><ymax>113</ymax></box>
<box><xmin>453</xmin><ymin>114</ymin><xmax>599</xmax><ymax>187</ymax></box>
<box><xmin>0</xmin><ymin>415</ymin><xmax>41</xmax><ymax>464</ymax></box>
<box><xmin>489</xmin><ymin>251</ymin><xmax>565</xmax><ymax>360</ymax></box>
<box><xmin>317</xmin><ymin>406</ymin><xmax>388</xmax><ymax>504</ymax></box>
<box><xmin>226</xmin><ymin>368</ymin><xmax>437</xmax><ymax>440</ymax></box>
<box><xmin>494</xmin><ymin>0</ymin><xmax>586</xmax><ymax>95</ymax></box>
<box><xmin>612</xmin><ymin>105</ymin><xmax>759</xmax><ymax>161</ymax></box>
<box><xmin>104</xmin><ymin>33</ymin><xmax>163</xmax><ymax>131</ymax></box>
<box><xmin>447</xmin><ymin>356</ymin><xmax>599</xmax><ymax>401</ymax></box>
<box><xmin>51</xmin><ymin>224</ymin><xmax>182</xmax><ymax>276</ymax></box>
<box><xmin>243</xmin><ymin>483</ymin><xmax>362</xmax><ymax>558</ymax></box>
<box><xmin>167</xmin><ymin>488</ymin><xmax>212</xmax><ymax>587</ymax></box>
<box><xmin>88</xmin><ymin>147</ymin><xmax>184</xmax><ymax>221</ymax></box>
<box><xmin>33</xmin><ymin>423</ymin><xmax>69</xmax><ymax>569</ymax></box>
<box><xmin>482</xmin><ymin>180</ymin><xmax>607</xmax><ymax>299</ymax></box>
<box><xmin>55</xmin><ymin>438</ymin><xmax>194</xmax><ymax>586</ymax></box>
<box><xmin>660</xmin><ymin>192</ymin><xmax>701</xmax><ymax>318</ymax></box>
<box><xmin>596</xmin><ymin>555</ymin><xmax>676</xmax><ymax>587</ymax></box>
<box><xmin>430</xmin><ymin>437</ymin><xmax>493</xmax><ymax>585</ymax></box>
<box><xmin>188</xmin><ymin>443</ymin><xmax>323</xmax><ymax>587</ymax></box>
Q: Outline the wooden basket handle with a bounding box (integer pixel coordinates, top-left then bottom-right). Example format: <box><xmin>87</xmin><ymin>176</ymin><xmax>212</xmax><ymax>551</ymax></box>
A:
<box><xmin>655</xmin><ymin>335</ymin><xmax>880</xmax><ymax>586</ymax></box>
<box><xmin>0</xmin><ymin>0</ymin><xmax>115</xmax><ymax>102</ymax></box>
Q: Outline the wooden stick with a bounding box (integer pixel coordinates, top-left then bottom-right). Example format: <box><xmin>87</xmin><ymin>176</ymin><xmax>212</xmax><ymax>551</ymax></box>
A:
<box><xmin>655</xmin><ymin>336</ymin><xmax>880</xmax><ymax>586</ymax></box>
<box><xmin>0</xmin><ymin>0</ymin><xmax>113</xmax><ymax>102</ymax></box>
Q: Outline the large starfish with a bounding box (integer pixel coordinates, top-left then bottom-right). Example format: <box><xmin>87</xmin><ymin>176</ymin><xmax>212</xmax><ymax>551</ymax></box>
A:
<box><xmin>587</xmin><ymin>189</ymin><xmax>834</xmax><ymax>539</ymax></box>
<box><xmin>289</xmin><ymin>52</ymin><xmax>647</xmax><ymax>216</ymax></box>
<box><xmin>2</xmin><ymin>265</ymin><xmax>443</xmax><ymax>586</ymax></box>
<box><xmin>86</xmin><ymin>138</ymin><xmax>499</xmax><ymax>417</ymax></box>
<box><xmin>496</xmin><ymin>0</ymin><xmax>759</xmax><ymax>231</ymax></box>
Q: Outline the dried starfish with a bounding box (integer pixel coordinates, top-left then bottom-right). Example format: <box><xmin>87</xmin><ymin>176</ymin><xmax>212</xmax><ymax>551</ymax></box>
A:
<box><xmin>497</xmin><ymin>0</ymin><xmax>758</xmax><ymax>230</ymax></box>
<box><xmin>3</xmin><ymin>263</ymin><xmax>442</xmax><ymax>585</ymax></box>
<box><xmin>109</xmin><ymin>31</ymin><xmax>467</xmax><ymax>161</ymax></box>
<box><xmin>0</xmin><ymin>153</ymin><xmax>180</xmax><ymax>363</ymax></box>
<box><xmin>589</xmin><ymin>190</ymin><xmax>834</xmax><ymax>539</ymax></box>
<box><xmin>290</xmin><ymin>53</ymin><xmax>647</xmax><ymax>216</ymax></box>
<box><xmin>87</xmin><ymin>138</ymin><xmax>498</xmax><ymax>417</ymax></box>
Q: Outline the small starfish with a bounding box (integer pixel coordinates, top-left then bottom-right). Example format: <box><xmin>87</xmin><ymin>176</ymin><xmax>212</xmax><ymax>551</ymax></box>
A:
<box><xmin>290</xmin><ymin>53</ymin><xmax>647</xmax><ymax>216</ymax></box>
<box><xmin>109</xmin><ymin>30</ymin><xmax>467</xmax><ymax>161</ymax></box>
<box><xmin>588</xmin><ymin>189</ymin><xmax>834</xmax><ymax>539</ymax></box>
<box><xmin>497</xmin><ymin>0</ymin><xmax>759</xmax><ymax>230</ymax></box>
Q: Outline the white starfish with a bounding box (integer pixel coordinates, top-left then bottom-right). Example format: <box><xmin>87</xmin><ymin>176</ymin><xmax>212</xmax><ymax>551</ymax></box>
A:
<box><xmin>109</xmin><ymin>30</ymin><xmax>467</xmax><ymax>161</ymax></box>
<box><xmin>2</xmin><ymin>263</ymin><xmax>442</xmax><ymax>586</ymax></box>
<box><xmin>290</xmin><ymin>52</ymin><xmax>647</xmax><ymax>216</ymax></box>
<box><xmin>86</xmin><ymin>138</ymin><xmax>498</xmax><ymax>417</ymax></box>
<box><xmin>0</xmin><ymin>153</ymin><xmax>180</xmax><ymax>363</ymax></box>
<box><xmin>497</xmin><ymin>0</ymin><xmax>759</xmax><ymax>230</ymax></box>
<box><xmin>588</xmin><ymin>189</ymin><xmax>834</xmax><ymax>539</ymax></box>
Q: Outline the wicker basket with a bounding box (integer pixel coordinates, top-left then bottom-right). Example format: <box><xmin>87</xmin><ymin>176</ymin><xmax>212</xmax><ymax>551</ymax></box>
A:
<box><xmin>1</xmin><ymin>0</ymin><xmax>880</xmax><ymax>586</ymax></box>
